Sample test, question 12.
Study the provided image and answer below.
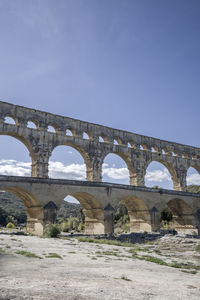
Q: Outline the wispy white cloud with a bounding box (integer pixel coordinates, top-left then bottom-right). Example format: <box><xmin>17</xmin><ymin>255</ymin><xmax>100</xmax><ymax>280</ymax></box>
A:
<box><xmin>49</xmin><ymin>161</ymin><xmax>86</xmax><ymax>180</ymax></box>
<box><xmin>102</xmin><ymin>166</ymin><xmax>129</xmax><ymax>180</ymax></box>
<box><xmin>0</xmin><ymin>159</ymin><xmax>31</xmax><ymax>177</ymax></box>
<box><xmin>187</xmin><ymin>173</ymin><xmax>200</xmax><ymax>185</ymax></box>
<box><xmin>145</xmin><ymin>169</ymin><xmax>171</xmax><ymax>182</ymax></box>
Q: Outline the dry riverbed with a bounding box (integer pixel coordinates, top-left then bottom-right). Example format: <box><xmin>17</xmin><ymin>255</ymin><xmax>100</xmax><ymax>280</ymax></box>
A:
<box><xmin>0</xmin><ymin>230</ymin><xmax>200</xmax><ymax>300</ymax></box>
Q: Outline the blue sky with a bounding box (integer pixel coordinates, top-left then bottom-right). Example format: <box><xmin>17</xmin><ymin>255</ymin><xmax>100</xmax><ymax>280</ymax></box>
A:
<box><xmin>0</xmin><ymin>0</ymin><xmax>200</xmax><ymax>201</ymax></box>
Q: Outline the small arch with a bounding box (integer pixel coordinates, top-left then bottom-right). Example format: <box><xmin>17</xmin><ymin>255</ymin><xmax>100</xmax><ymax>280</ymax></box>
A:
<box><xmin>172</xmin><ymin>150</ymin><xmax>178</xmax><ymax>157</ymax></box>
<box><xmin>66</xmin><ymin>129</ymin><xmax>74</xmax><ymax>136</ymax></box>
<box><xmin>182</xmin><ymin>152</ymin><xmax>189</xmax><ymax>159</ymax></box>
<box><xmin>114</xmin><ymin>139</ymin><xmax>119</xmax><ymax>145</ymax></box>
<box><xmin>151</xmin><ymin>146</ymin><xmax>158</xmax><ymax>153</ymax></box>
<box><xmin>141</xmin><ymin>144</ymin><xmax>148</xmax><ymax>150</ymax></box>
<box><xmin>4</xmin><ymin>115</ymin><xmax>17</xmax><ymax>125</ymax></box>
<box><xmin>114</xmin><ymin>138</ymin><xmax>122</xmax><ymax>145</ymax></box>
<box><xmin>121</xmin><ymin>196</ymin><xmax>151</xmax><ymax>232</ymax></box>
<box><xmin>99</xmin><ymin>136</ymin><xmax>105</xmax><ymax>143</ymax></box>
<box><xmin>83</xmin><ymin>132</ymin><xmax>90</xmax><ymax>140</ymax></box>
<box><xmin>48</xmin><ymin>124</ymin><xmax>57</xmax><ymax>133</ymax></box>
<box><xmin>162</xmin><ymin>148</ymin><xmax>170</xmax><ymax>155</ymax></box>
<box><xmin>127</xmin><ymin>141</ymin><xmax>136</xmax><ymax>148</ymax></box>
<box><xmin>192</xmin><ymin>153</ymin><xmax>197</xmax><ymax>160</ymax></box>
<box><xmin>27</xmin><ymin>120</ymin><xmax>38</xmax><ymax>129</ymax></box>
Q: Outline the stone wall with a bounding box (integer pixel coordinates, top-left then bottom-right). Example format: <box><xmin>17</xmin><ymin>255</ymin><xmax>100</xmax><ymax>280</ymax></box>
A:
<box><xmin>0</xmin><ymin>101</ymin><xmax>200</xmax><ymax>192</ymax></box>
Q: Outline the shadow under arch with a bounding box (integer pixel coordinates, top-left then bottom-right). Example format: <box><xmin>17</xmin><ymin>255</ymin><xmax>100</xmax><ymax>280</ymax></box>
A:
<box><xmin>121</xmin><ymin>196</ymin><xmax>152</xmax><ymax>232</ymax></box>
<box><xmin>66</xmin><ymin>192</ymin><xmax>105</xmax><ymax>234</ymax></box>
<box><xmin>146</xmin><ymin>159</ymin><xmax>181</xmax><ymax>191</ymax></box>
<box><xmin>166</xmin><ymin>198</ymin><xmax>197</xmax><ymax>234</ymax></box>
<box><xmin>0</xmin><ymin>186</ymin><xmax>43</xmax><ymax>235</ymax></box>
<box><xmin>51</xmin><ymin>143</ymin><xmax>93</xmax><ymax>181</ymax></box>
<box><xmin>103</xmin><ymin>151</ymin><xmax>136</xmax><ymax>185</ymax></box>
<box><xmin>0</xmin><ymin>132</ymin><xmax>36</xmax><ymax>175</ymax></box>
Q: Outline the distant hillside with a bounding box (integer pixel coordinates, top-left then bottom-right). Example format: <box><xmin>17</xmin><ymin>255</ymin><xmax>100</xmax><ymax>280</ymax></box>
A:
<box><xmin>187</xmin><ymin>185</ymin><xmax>200</xmax><ymax>193</ymax></box>
<box><xmin>0</xmin><ymin>191</ymin><xmax>26</xmax><ymax>224</ymax></box>
<box><xmin>0</xmin><ymin>191</ymin><xmax>80</xmax><ymax>226</ymax></box>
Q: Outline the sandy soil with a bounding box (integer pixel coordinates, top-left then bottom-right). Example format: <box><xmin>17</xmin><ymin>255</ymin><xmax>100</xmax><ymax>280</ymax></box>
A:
<box><xmin>0</xmin><ymin>231</ymin><xmax>200</xmax><ymax>300</ymax></box>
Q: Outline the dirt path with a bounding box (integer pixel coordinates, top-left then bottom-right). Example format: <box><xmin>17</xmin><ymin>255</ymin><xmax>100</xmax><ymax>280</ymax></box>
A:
<box><xmin>0</xmin><ymin>232</ymin><xmax>200</xmax><ymax>299</ymax></box>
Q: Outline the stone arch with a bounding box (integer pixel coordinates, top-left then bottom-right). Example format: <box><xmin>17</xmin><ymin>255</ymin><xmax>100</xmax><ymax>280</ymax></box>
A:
<box><xmin>121</xmin><ymin>196</ymin><xmax>152</xmax><ymax>232</ymax></box>
<box><xmin>67</xmin><ymin>192</ymin><xmax>104</xmax><ymax>234</ymax></box>
<box><xmin>0</xmin><ymin>132</ymin><xmax>36</xmax><ymax>176</ymax></box>
<box><xmin>102</xmin><ymin>152</ymin><xmax>136</xmax><ymax>185</ymax></box>
<box><xmin>186</xmin><ymin>166</ymin><xmax>200</xmax><ymax>188</ymax></box>
<box><xmin>4</xmin><ymin>114</ymin><xmax>18</xmax><ymax>125</ymax></box>
<box><xmin>0</xmin><ymin>186</ymin><xmax>43</xmax><ymax>235</ymax></box>
<box><xmin>166</xmin><ymin>198</ymin><xmax>197</xmax><ymax>234</ymax></box>
<box><xmin>27</xmin><ymin>120</ymin><xmax>39</xmax><ymax>129</ymax></box>
<box><xmin>50</xmin><ymin>143</ymin><xmax>93</xmax><ymax>181</ymax></box>
<box><xmin>145</xmin><ymin>159</ymin><xmax>180</xmax><ymax>190</ymax></box>
<box><xmin>48</xmin><ymin>124</ymin><xmax>58</xmax><ymax>133</ymax></box>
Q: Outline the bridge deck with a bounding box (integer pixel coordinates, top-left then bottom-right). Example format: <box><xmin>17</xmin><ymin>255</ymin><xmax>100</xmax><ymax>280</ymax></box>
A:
<box><xmin>0</xmin><ymin>175</ymin><xmax>200</xmax><ymax>198</ymax></box>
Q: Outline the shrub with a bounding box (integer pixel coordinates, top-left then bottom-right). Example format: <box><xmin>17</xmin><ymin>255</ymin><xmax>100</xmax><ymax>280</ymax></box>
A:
<box><xmin>61</xmin><ymin>221</ymin><xmax>70</xmax><ymax>232</ymax></box>
<box><xmin>77</xmin><ymin>222</ymin><xmax>84</xmax><ymax>232</ymax></box>
<box><xmin>161</xmin><ymin>208</ymin><xmax>173</xmax><ymax>223</ymax></box>
<box><xmin>6</xmin><ymin>222</ymin><xmax>16</xmax><ymax>229</ymax></box>
<box><xmin>44</xmin><ymin>224</ymin><xmax>60</xmax><ymax>238</ymax></box>
<box><xmin>122</xmin><ymin>223</ymin><xmax>130</xmax><ymax>233</ymax></box>
<box><xmin>196</xmin><ymin>244</ymin><xmax>200</xmax><ymax>253</ymax></box>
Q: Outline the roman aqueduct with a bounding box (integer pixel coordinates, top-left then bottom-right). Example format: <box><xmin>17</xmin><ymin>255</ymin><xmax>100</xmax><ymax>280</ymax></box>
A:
<box><xmin>0</xmin><ymin>101</ymin><xmax>200</xmax><ymax>235</ymax></box>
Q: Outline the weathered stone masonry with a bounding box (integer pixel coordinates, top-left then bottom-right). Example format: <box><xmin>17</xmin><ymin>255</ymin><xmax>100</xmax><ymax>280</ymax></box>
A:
<box><xmin>0</xmin><ymin>101</ymin><xmax>200</xmax><ymax>190</ymax></box>
<box><xmin>0</xmin><ymin>101</ymin><xmax>200</xmax><ymax>235</ymax></box>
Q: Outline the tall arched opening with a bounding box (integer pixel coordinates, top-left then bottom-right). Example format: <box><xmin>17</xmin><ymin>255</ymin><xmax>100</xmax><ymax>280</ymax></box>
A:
<box><xmin>114</xmin><ymin>201</ymin><xmax>130</xmax><ymax>233</ymax></box>
<box><xmin>186</xmin><ymin>167</ymin><xmax>200</xmax><ymax>192</ymax></box>
<box><xmin>58</xmin><ymin>192</ymin><xmax>104</xmax><ymax>234</ymax></box>
<box><xmin>0</xmin><ymin>135</ymin><xmax>37</xmax><ymax>232</ymax></box>
<box><xmin>49</xmin><ymin>145</ymin><xmax>92</xmax><ymax>181</ymax></box>
<box><xmin>0</xmin><ymin>186</ymin><xmax>43</xmax><ymax>235</ymax></box>
<box><xmin>166</xmin><ymin>198</ymin><xmax>197</xmax><ymax>234</ymax></box>
<box><xmin>145</xmin><ymin>161</ymin><xmax>176</xmax><ymax>190</ymax></box>
<box><xmin>121</xmin><ymin>196</ymin><xmax>152</xmax><ymax>232</ymax></box>
<box><xmin>102</xmin><ymin>153</ymin><xmax>135</xmax><ymax>185</ymax></box>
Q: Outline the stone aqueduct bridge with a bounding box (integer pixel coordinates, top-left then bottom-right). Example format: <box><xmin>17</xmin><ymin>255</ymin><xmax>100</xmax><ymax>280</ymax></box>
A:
<box><xmin>0</xmin><ymin>101</ymin><xmax>200</xmax><ymax>235</ymax></box>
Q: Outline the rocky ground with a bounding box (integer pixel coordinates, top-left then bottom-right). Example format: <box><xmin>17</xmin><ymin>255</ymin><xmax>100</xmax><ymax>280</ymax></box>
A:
<box><xmin>0</xmin><ymin>229</ymin><xmax>200</xmax><ymax>300</ymax></box>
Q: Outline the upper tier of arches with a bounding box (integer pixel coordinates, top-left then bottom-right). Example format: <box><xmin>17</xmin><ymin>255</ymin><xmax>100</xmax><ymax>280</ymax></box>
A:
<box><xmin>1</xmin><ymin>106</ymin><xmax>199</xmax><ymax>161</ymax></box>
